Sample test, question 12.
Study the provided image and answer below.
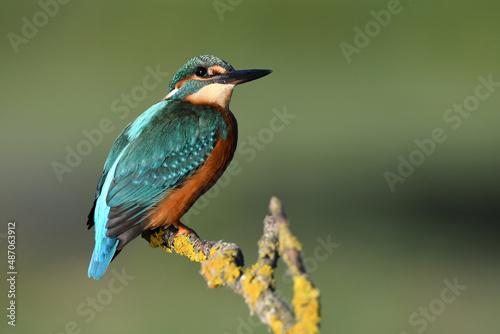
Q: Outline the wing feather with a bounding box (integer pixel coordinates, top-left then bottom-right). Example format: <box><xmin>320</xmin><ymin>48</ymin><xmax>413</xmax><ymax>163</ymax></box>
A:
<box><xmin>101</xmin><ymin>101</ymin><xmax>226</xmax><ymax>245</ymax></box>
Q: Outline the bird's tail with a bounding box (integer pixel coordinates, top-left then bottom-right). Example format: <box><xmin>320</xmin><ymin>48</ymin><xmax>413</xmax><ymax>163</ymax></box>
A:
<box><xmin>88</xmin><ymin>236</ymin><xmax>119</xmax><ymax>280</ymax></box>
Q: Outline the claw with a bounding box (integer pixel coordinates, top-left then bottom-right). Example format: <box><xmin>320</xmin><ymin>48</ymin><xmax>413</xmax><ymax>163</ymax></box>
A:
<box><xmin>172</xmin><ymin>221</ymin><xmax>199</xmax><ymax>238</ymax></box>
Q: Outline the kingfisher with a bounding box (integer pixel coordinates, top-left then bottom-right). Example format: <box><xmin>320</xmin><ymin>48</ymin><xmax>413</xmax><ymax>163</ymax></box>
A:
<box><xmin>87</xmin><ymin>55</ymin><xmax>271</xmax><ymax>279</ymax></box>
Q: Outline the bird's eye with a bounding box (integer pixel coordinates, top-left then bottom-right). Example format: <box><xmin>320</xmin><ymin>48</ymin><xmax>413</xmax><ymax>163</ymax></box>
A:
<box><xmin>194</xmin><ymin>67</ymin><xmax>208</xmax><ymax>77</ymax></box>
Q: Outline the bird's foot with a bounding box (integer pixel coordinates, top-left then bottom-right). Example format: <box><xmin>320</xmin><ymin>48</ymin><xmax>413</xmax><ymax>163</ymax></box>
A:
<box><xmin>172</xmin><ymin>221</ymin><xmax>199</xmax><ymax>238</ymax></box>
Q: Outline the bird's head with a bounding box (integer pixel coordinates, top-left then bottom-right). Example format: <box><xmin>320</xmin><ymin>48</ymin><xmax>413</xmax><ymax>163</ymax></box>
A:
<box><xmin>164</xmin><ymin>55</ymin><xmax>272</xmax><ymax>109</ymax></box>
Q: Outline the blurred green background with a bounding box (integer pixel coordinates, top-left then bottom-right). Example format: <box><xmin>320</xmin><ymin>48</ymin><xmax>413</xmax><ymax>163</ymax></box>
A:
<box><xmin>1</xmin><ymin>1</ymin><xmax>499</xmax><ymax>333</ymax></box>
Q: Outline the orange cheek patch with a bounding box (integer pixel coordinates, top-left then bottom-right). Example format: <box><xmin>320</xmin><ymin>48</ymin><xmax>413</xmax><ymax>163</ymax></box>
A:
<box><xmin>209</xmin><ymin>65</ymin><xmax>227</xmax><ymax>75</ymax></box>
<box><xmin>175</xmin><ymin>75</ymin><xmax>197</xmax><ymax>90</ymax></box>
<box><xmin>174</xmin><ymin>74</ymin><xmax>214</xmax><ymax>90</ymax></box>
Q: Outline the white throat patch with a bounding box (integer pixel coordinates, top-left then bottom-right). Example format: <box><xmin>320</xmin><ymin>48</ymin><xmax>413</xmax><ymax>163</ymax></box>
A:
<box><xmin>186</xmin><ymin>83</ymin><xmax>235</xmax><ymax>108</ymax></box>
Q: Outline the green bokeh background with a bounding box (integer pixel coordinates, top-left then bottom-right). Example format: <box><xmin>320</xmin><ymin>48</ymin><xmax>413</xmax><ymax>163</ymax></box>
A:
<box><xmin>1</xmin><ymin>1</ymin><xmax>499</xmax><ymax>333</ymax></box>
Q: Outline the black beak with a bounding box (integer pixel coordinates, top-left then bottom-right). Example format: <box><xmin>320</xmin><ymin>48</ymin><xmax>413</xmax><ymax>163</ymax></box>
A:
<box><xmin>213</xmin><ymin>69</ymin><xmax>272</xmax><ymax>85</ymax></box>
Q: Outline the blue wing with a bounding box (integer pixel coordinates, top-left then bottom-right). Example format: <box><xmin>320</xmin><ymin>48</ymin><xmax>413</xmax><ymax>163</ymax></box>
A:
<box><xmin>88</xmin><ymin>100</ymin><xmax>227</xmax><ymax>279</ymax></box>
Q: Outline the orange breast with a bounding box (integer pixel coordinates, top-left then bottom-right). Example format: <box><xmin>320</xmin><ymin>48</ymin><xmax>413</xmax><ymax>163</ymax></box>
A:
<box><xmin>147</xmin><ymin>108</ymin><xmax>237</xmax><ymax>229</ymax></box>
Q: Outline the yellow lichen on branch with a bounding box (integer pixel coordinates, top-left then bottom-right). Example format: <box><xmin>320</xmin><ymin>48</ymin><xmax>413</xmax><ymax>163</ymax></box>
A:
<box><xmin>289</xmin><ymin>276</ymin><xmax>321</xmax><ymax>334</ymax></box>
<box><xmin>141</xmin><ymin>197</ymin><xmax>321</xmax><ymax>333</ymax></box>
<box><xmin>146</xmin><ymin>229</ymin><xmax>172</xmax><ymax>253</ymax></box>
<box><xmin>240</xmin><ymin>263</ymin><xmax>275</xmax><ymax>308</ymax></box>
<box><xmin>201</xmin><ymin>247</ymin><xmax>242</xmax><ymax>288</ymax></box>
<box><xmin>173</xmin><ymin>234</ymin><xmax>207</xmax><ymax>262</ymax></box>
